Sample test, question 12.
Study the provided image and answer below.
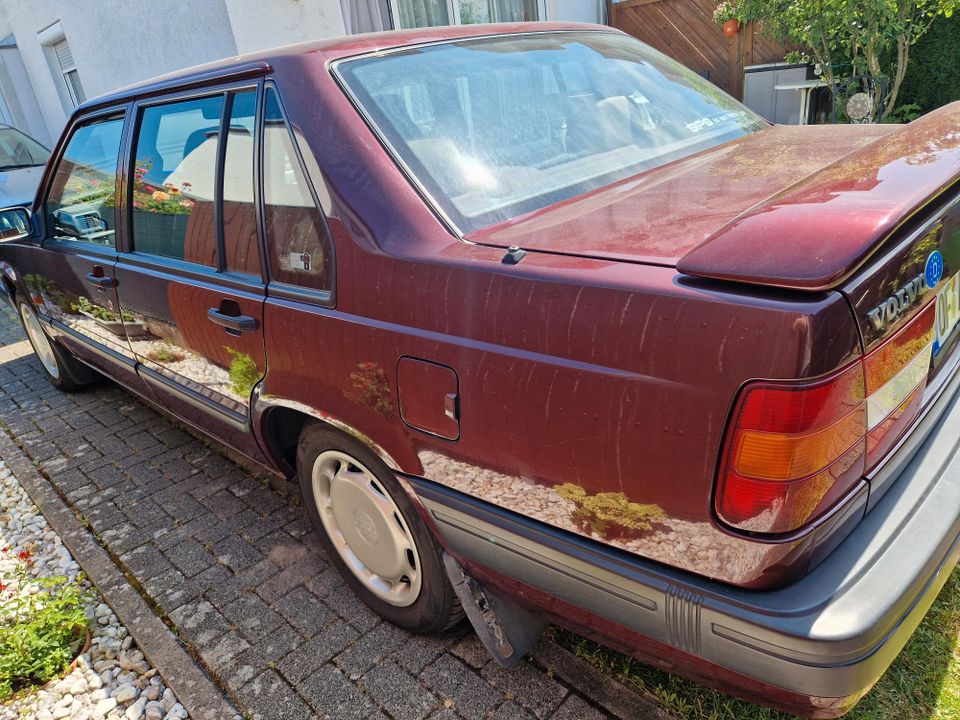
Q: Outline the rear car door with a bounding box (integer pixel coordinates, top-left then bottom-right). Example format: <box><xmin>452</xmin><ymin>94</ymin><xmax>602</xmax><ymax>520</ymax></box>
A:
<box><xmin>114</xmin><ymin>86</ymin><xmax>268</xmax><ymax>457</ymax></box>
<box><xmin>26</xmin><ymin>109</ymin><xmax>145</xmax><ymax>392</ymax></box>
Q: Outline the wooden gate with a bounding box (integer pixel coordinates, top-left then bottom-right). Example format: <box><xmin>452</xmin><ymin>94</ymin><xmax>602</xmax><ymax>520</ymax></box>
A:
<box><xmin>608</xmin><ymin>0</ymin><xmax>792</xmax><ymax>99</ymax></box>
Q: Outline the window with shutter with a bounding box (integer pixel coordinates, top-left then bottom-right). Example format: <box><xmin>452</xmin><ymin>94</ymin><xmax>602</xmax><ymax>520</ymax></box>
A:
<box><xmin>53</xmin><ymin>39</ymin><xmax>85</xmax><ymax>106</ymax></box>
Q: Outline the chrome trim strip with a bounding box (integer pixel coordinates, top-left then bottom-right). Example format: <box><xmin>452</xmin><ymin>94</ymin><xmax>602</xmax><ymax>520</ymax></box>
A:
<box><xmin>139</xmin><ymin>364</ymin><xmax>248</xmax><ymax>432</ymax></box>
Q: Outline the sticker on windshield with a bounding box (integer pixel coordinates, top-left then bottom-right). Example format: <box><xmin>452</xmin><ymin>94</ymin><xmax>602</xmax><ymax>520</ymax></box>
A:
<box><xmin>685</xmin><ymin>111</ymin><xmax>749</xmax><ymax>134</ymax></box>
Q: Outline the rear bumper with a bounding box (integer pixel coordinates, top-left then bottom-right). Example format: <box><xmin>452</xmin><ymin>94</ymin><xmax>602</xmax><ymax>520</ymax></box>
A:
<box><xmin>408</xmin><ymin>357</ymin><xmax>960</xmax><ymax>714</ymax></box>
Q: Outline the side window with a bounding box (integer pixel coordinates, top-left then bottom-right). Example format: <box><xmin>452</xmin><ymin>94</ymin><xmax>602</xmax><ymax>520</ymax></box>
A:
<box><xmin>131</xmin><ymin>95</ymin><xmax>223</xmax><ymax>265</ymax></box>
<box><xmin>222</xmin><ymin>90</ymin><xmax>259</xmax><ymax>277</ymax></box>
<box><xmin>263</xmin><ymin>88</ymin><xmax>331</xmax><ymax>291</ymax></box>
<box><xmin>45</xmin><ymin>116</ymin><xmax>123</xmax><ymax>247</ymax></box>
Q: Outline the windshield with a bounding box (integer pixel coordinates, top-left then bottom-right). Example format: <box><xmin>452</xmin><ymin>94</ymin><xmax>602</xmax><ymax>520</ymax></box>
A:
<box><xmin>0</xmin><ymin>127</ymin><xmax>49</xmax><ymax>170</ymax></box>
<box><xmin>337</xmin><ymin>31</ymin><xmax>766</xmax><ymax>234</ymax></box>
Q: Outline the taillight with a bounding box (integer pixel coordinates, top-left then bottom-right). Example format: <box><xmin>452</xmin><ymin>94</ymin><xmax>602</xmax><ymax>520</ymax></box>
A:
<box><xmin>716</xmin><ymin>302</ymin><xmax>936</xmax><ymax>535</ymax></box>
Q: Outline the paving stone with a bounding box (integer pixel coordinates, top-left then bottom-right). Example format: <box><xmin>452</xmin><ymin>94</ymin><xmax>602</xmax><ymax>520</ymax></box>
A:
<box><xmin>193</xmin><ymin>509</ymin><xmax>258</xmax><ymax>546</ymax></box>
<box><xmin>198</xmin><ymin>630</ymin><xmax>250</xmax><ymax>669</ymax></box>
<box><xmin>205</xmin><ymin>557</ymin><xmax>281</xmax><ymax>610</ymax></box>
<box><xmin>256</xmin><ymin>556</ymin><xmax>326</xmax><ymax>603</ymax></box>
<box><xmin>201</xmin><ymin>489</ymin><xmax>247</xmax><ymax>518</ymax></box>
<box><xmin>240</xmin><ymin>670</ymin><xmax>315</xmax><ymax>720</ymax></box>
<box><xmin>212</xmin><ymin>535</ymin><xmax>263</xmax><ymax>573</ymax></box>
<box><xmin>420</xmin><ymin>655</ymin><xmax>502</xmax><ymax>720</ymax></box>
<box><xmin>165</xmin><ymin>537</ymin><xmax>215</xmax><ymax>578</ymax></box>
<box><xmin>490</xmin><ymin>701</ymin><xmax>537</xmax><ymax>720</ymax></box>
<box><xmin>255</xmin><ymin>530</ymin><xmax>312</xmax><ymax>568</ymax></box>
<box><xmin>277</xmin><ymin>619</ymin><xmax>359</xmax><ymax>684</ymax></box>
<box><xmin>394</xmin><ymin>632</ymin><xmax>461</xmax><ymax>676</ymax></box>
<box><xmin>120</xmin><ymin>543</ymin><xmax>174</xmax><ymax>583</ymax></box>
<box><xmin>481</xmin><ymin>660</ymin><xmax>568</xmax><ymax>719</ymax></box>
<box><xmin>550</xmin><ymin>695</ymin><xmax>611</xmax><ymax>720</ymax></box>
<box><xmin>451</xmin><ymin>633</ymin><xmax>492</xmax><ymax>670</ymax></box>
<box><xmin>168</xmin><ymin>600</ymin><xmax>232</xmax><ymax>646</ymax></box>
<box><xmin>224</xmin><ymin>623</ymin><xmax>303</xmax><ymax>682</ymax></box>
<box><xmin>323</xmin><ymin>584</ymin><xmax>381</xmax><ymax>633</ymax></box>
<box><xmin>273</xmin><ymin>584</ymin><xmax>336</xmax><ymax>638</ymax></box>
<box><xmin>360</xmin><ymin>660</ymin><xmax>438</xmax><ymax>720</ymax></box>
<box><xmin>222</xmin><ymin>594</ymin><xmax>285</xmax><ymax>643</ymax></box>
<box><xmin>297</xmin><ymin>664</ymin><xmax>376</xmax><ymax>720</ymax></box>
<box><xmin>335</xmin><ymin>620</ymin><xmax>410</xmax><ymax>676</ymax></box>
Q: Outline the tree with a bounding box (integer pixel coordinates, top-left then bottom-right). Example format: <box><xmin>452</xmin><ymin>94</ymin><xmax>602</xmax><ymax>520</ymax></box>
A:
<box><xmin>737</xmin><ymin>0</ymin><xmax>960</xmax><ymax>120</ymax></box>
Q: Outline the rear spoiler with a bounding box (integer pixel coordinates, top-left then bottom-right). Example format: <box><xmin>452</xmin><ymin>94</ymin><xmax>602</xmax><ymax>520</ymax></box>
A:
<box><xmin>677</xmin><ymin>102</ymin><xmax>960</xmax><ymax>292</ymax></box>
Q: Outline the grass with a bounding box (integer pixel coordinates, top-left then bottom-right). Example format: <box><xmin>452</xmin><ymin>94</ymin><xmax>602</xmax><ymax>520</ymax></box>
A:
<box><xmin>555</xmin><ymin>565</ymin><xmax>960</xmax><ymax>720</ymax></box>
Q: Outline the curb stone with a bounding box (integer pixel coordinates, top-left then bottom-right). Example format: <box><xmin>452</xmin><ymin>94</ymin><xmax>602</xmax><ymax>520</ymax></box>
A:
<box><xmin>530</xmin><ymin>640</ymin><xmax>673</xmax><ymax>720</ymax></box>
<box><xmin>0</xmin><ymin>427</ymin><xmax>240</xmax><ymax>720</ymax></box>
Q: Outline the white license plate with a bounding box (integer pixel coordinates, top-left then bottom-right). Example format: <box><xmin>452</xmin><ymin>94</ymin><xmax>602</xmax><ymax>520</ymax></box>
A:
<box><xmin>934</xmin><ymin>271</ymin><xmax>960</xmax><ymax>356</ymax></box>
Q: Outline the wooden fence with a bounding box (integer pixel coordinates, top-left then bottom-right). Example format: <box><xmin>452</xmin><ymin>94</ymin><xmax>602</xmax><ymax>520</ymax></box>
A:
<box><xmin>608</xmin><ymin>0</ymin><xmax>793</xmax><ymax>99</ymax></box>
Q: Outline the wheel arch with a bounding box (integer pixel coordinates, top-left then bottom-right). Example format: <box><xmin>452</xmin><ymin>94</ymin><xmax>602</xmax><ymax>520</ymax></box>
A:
<box><xmin>253</xmin><ymin>396</ymin><xmax>407</xmax><ymax>479</ymax></box>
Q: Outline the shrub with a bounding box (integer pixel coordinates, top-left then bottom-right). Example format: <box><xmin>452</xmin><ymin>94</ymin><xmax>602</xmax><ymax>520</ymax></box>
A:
<box><xmin>70</xmin><ymin>296</ymin><xmax>135</xmax><ymax>323</ymax></box>
<box><xmin>225</xmin><ymin>348</ymin><xmax>260</xmax><ymax>399</ymax></box>
<box><xmin>556</xmin><ymin>483</ymin><xmax>666</xmax><ymax>537</ymax></box>
<box><xmin>145</xmin><ymin>345</ymin><xmax>185</xmax><ymax>364</ymax></box>
<box><xmin>0</xmin><ymin>549</ymin><xmax>91</xmax><ymax>700</ymax></box>
<box><xmin>896</xmin><ymin>12</ymin><xmax>960</xmax><ymax>113</ymax></box>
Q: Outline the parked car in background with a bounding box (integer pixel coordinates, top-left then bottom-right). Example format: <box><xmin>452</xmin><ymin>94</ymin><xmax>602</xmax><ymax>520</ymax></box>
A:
<box><xmin>0</xmin><ymin>125</ymin><xmax>49</xmax><ymax>208</ymax></box>
<box><xmin>0</xmin><ymin>23</ymin><xmax>959</xmax><ymax>718</ymax></box>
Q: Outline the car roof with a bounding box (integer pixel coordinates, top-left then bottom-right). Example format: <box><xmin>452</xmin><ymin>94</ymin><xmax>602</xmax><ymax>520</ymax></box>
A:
<box><xmin>79</xmin><ymin>22</ymin><xmax>611</xmax><ymax>112</ymax></box>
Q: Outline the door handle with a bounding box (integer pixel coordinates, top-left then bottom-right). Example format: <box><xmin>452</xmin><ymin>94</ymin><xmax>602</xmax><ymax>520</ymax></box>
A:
<box><xmin>85</xmin><ymin>272</ymin><xmax>116</xmax><ymax>288</ymax></box>
<box><xmin>207</xmin><ymin>308</ymin><xmax>258</xmax><ymax>333</ymax></box>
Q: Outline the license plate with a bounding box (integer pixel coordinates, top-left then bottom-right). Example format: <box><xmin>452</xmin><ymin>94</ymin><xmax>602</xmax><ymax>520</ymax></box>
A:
<box><xmin>934</xmin><ymin>271</ymin><xmax>960</xmax><ymax>356</ymax></box>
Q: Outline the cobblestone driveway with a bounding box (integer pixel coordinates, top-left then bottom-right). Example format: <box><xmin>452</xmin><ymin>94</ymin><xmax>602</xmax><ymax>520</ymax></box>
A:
<box><xmin>0</xmin><ymin>306</ymin><xmax>653</xmax><ymax>720</ymax></box>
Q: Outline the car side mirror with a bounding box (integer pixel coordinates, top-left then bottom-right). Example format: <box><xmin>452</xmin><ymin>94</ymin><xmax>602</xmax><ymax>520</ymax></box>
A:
<box><xmin>0</xmin><ymin>207</ymin><xmax>31</xmax><ymax>242</ymax></box>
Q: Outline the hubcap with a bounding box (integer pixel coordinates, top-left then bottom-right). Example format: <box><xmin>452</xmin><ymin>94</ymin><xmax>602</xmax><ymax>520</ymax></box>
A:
<box><xmin>20</xmin><ymin>304</ymin><xmax>58</xmax><ymax>380</ymax></box>
<box><xmin>312</xmin><ymin>450</ymin><xmax>422</xmax><ymax>607</ymax></box>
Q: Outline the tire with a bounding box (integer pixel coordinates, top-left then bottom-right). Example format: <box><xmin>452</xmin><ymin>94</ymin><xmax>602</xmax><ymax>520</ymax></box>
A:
<box><xmin>297</xmin><ymin>423</ymin><xmax>463</xmax><ymax>634</ymax></box>
<box><xmin>17</xmin><ymin>300</ymin><xmax>97</xmax><ymax>391</ymax></box>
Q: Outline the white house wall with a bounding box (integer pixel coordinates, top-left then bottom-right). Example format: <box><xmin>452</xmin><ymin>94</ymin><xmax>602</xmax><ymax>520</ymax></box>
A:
<box><xmin>224</xmin><ymin>0</ymin><xmax>346</xmax><ymax>55</ymax></box>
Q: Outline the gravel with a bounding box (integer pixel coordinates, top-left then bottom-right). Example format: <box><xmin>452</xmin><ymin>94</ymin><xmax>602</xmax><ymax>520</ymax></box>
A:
<box><xmin>418</xmin><ymin>450</ymin><xmax>778</xmax><ymax>583</ymax></box>
<box><xmin>0</xmin><ymin>458</ymin><xmax>191</xmax><ymax>720</ymax></box>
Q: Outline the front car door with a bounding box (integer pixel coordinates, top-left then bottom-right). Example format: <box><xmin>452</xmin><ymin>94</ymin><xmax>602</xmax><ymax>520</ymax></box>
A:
<box><xmin>114</xmin><ymin>85</ymin><xmax>268</xmax><ymax>460</ymax></box>
<box><xmin>22</xmin><ymin>109</ymin><xmax>146</xmax><ymax>392</ymax></box>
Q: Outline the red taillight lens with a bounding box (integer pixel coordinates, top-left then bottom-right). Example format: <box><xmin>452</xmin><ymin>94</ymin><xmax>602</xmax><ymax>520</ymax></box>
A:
<box><xmin>716</xmin><ymin>302</ymin><xmax>936</xmax><ymax>535</ymax></box>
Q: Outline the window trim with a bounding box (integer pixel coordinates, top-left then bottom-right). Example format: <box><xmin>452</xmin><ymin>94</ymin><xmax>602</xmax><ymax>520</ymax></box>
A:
<box><xmin>39</xmin><ymin>105</ymin><xmax>128</xmax><ymax>256</ymax></box>
<box><xmin>260</xmin><ymin>80</ymin><xmax>336</xmax><ymax>308</ymax></box>
<box><xmin>388</xmin><ymin>0</ymin><xmax>547</xmax><ymax>28</ymax></box>
<box><xmin>124</xmin><ymin>81</ymin><xmax>267</xmax><ymax>283</ymax></box>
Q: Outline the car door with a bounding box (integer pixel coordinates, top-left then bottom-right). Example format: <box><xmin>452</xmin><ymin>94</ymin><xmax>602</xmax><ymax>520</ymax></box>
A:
<box><xmin>24</xmin><ymin>108</ymin><xmax>145</xmax><ymax>392</ymax></box>
<box><xmin>114</xmin><ymin>86</ymin><xmax>268</xmax><ymax>460</ymax></box>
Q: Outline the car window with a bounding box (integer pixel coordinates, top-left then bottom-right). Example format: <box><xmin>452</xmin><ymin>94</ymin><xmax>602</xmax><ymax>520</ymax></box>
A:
<box><xmin>132</xmin><ymin>95</ymin><xmax>223</xmax><ymax>265</ymax></box>
<box><xmin>0</xmin><ymin>127</ymin><xmax>49</xmax><ymax>170</ymax></box>
<box><xmin>45</xmin><ymin>115</ymin><xmax>124</xmax><ymax>247</ymax></box>
<box><xmin>263</xmin><ymin>87</ymin><xmax>331</xmax><ymax>291</ymax></box>
<box><xmin>337</xmin><ymin>31</ymin><xmax>767</xmax><ymax>233</ymax></box>
<box><xmin>222</xmin><ymin>90</ymin><xmax>260</xmax><ymax>278</ymax></box>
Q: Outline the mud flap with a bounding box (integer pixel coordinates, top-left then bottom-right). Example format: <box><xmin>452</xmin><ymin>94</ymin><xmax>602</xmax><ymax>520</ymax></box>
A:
<box><xmin>443</xmin><ymin>552</ymin><xmax>546</xmax><ymax>667</ymax></box>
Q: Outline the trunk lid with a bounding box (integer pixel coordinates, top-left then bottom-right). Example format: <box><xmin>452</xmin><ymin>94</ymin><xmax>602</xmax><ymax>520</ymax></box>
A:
<box><xmin>679</xmin><ymin>102</ymin><xmax>960</xmax><ymax>291</ymax></box>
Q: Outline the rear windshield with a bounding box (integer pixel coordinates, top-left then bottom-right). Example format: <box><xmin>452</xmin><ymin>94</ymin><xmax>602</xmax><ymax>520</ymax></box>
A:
<box><xmin>336</xmin><ymin>31</ymin><xmax>765</xmax><ymax>234</ymax></box>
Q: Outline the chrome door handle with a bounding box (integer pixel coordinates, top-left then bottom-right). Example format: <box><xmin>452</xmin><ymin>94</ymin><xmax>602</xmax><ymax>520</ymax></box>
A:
<box><xmin>85</xmin><ymin>272</ymin><xmax>116</xmax><ymax>288</ymax></box>
<box><xmin>207</xmin><ymin>308</ymin><xmax>257</xmax><ymax>333</ymax></box>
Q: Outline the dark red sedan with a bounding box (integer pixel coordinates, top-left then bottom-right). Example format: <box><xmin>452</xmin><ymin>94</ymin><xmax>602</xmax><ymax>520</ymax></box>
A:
<box><xmin>1</xmin><ymin>22</ymin><xmax>959</xmax><ymax>718</ymax></box>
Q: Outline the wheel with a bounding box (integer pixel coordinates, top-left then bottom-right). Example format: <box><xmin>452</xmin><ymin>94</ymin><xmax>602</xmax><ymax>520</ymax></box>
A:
<box><xmin>18</xmin><ymin>300</ymin><xmax>96</xmax><ymax>391</ymax></box>
<box><xmin>298</xmin><ymin>423</ymin><xmax>463</xmax><ymax>633</ymax></box>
